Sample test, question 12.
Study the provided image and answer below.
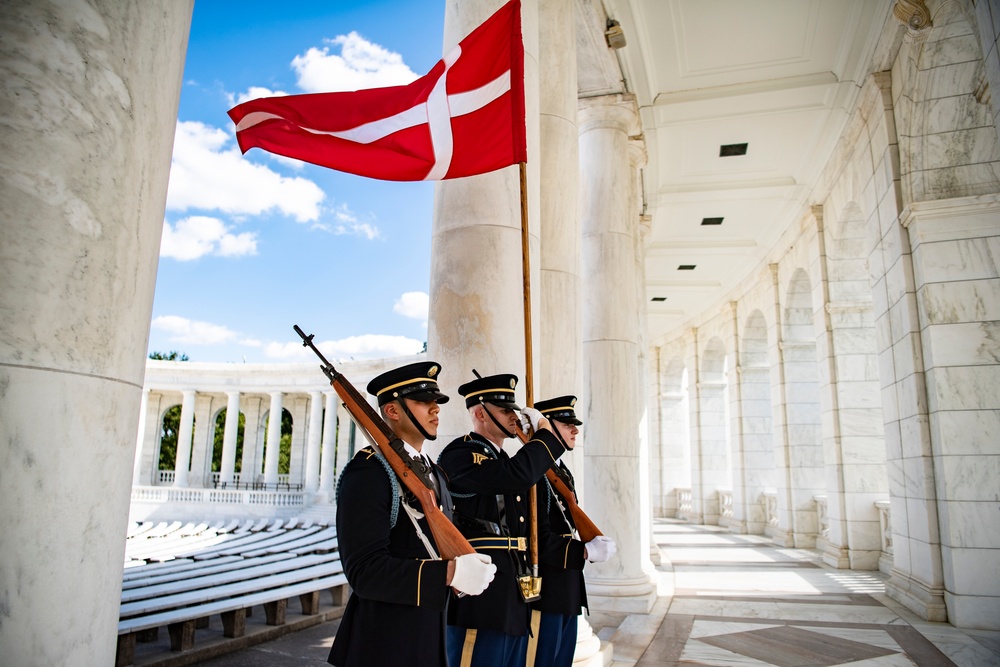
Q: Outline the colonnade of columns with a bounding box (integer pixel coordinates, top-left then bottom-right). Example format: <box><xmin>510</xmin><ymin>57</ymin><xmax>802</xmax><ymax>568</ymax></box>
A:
<box><xmin>132</xmin><ymin>385</ymin><xmax>366</xmax><ymax>501</ymax></box>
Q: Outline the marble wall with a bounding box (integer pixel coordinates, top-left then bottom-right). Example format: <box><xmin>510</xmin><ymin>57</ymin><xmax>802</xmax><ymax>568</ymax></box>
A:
<box><xmin>647</xmin><ymin>1</ymin><xmax>1000</xmax><ymax>630</ymax></box>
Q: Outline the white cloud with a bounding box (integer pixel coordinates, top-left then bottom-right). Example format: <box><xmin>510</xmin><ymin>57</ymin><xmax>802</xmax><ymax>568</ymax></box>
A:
<box><xmin>291</xmin><ymin>32</ymin><xmax>419</xmax><ymax>93</ymax></box>
<box><xmin>393</xmin><ymin>291</ymin><xmax>429</xmax><ymax>321</ymax></box>
<box><xmin>312</xmin><ymin>203</ymin><xmax>382</xmax><ymax>239</ymax></box>
<box><xmin>153</xmin><ymin>316</ymin><xmax>238</xmax><ymax>346</ymax></box>
<box><xmin>265</xmin><ymin>334</ymin><xmax>423</xmax><ymax>361</ymax></box>
<box><xmin>161</xmin><ymin>216</ymin><xmax>257</xmax><ymax>261</ymax></box>
<box><xmin>231</xmin><ymin>85</ymin><xmax>289</xmax><ymax>106</ymax></box>
<box><xmin>166</xmin><ymin>120</ymin><xmax>325</xmax><ymax>222</ymax></box>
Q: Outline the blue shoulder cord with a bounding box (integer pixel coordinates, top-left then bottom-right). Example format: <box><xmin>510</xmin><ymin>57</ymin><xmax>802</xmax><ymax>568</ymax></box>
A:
<box><xmin>336</xmin><ymin>446</ymin><xmax>401</xmax><ymax>528</ymax></box>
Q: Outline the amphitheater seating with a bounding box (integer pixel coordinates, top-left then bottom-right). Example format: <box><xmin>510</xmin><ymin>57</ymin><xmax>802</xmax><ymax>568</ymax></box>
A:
<box><xmin>116</xmin><ymin>518</ymin><xmax>347</xmax><ymax>667</ymax></box>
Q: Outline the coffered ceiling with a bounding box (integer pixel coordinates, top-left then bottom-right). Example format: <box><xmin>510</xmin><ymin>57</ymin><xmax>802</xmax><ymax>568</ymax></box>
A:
<box><xmin>576</xmin><ymin>0</ymin><xmax>892</xmax><ymax>346</ymax></box>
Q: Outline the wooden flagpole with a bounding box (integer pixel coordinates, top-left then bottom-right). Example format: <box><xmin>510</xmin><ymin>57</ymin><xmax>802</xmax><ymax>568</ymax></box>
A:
<box><xmin>518</xmin><ymin>161</ymin><xmax>542</xmax><ymax>599</ymax></box>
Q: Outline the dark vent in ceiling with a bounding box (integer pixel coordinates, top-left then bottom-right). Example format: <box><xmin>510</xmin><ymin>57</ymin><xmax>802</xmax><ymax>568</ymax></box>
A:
<box><xmin>678</xmin><ymin>264</ymin><xmax>696</xmax><ymax>271</ymax></box>
<box><xmin>701</xmin><ymin>217</ymin><xmax>724</xmax><ymax>226</ymax></box>
<box><xmin>719</xmin><ymin>143</ymin><xmax>748</xmax><ymax>157</ymax></box>
<box><xmin>650</xmin><ymin>297</ymin><xmax>667</xmax><ymax>302</ymax></box>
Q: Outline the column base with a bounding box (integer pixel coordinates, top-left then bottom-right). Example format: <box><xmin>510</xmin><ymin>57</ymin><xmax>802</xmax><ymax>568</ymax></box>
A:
<box><xmin>586</xmin><ymin>575</ymin><xmax>658</xmax><ymax>614</ymax></box>
<box><xmin>765</xmin><ymin>526</ymin><xmax>795</xmax><ymax>547</ymax></box>
<box><xmin>885</xmin><ymin>568</ymin><xmax>948</xmax><ymax>622</ymax></box>
<box><xmin>817</xmin><ymin>538</ymin><xmax>851</xmax><ymax>569</ymax></box>
<box><xmin>573</xmin><ymin>618</ymin><xmax>609</xmax><ymax>666</ymax></box>
<box><xmin>720</xmin><ymin>517</ymin><xmax>747</xmax><ymax>534</ymax></box>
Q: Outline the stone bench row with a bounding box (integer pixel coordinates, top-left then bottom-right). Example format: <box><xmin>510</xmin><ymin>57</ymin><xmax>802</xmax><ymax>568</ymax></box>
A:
<box><xmin>116</xmin><ymin>519</ymin><xmax>346</xmax><ymax>667</ymax></box>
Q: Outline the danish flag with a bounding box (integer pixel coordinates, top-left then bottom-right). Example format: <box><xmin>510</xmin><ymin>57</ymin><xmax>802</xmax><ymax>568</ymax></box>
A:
<box><xmin>228</xmin><ymin>0</ymin><xmax>525</xmax><ymax>181</ymax></box>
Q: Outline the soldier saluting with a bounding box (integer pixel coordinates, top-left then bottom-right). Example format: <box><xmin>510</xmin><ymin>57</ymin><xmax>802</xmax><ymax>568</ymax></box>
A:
<box><xmin>437</xmin><ymin>372</ymin><xmax>568</xmax><ymax>667</ymax></box>
<box><xmin>328</xmin><ymin>361</ymin><xmax>496</xmax><ymax>667</ymax></box>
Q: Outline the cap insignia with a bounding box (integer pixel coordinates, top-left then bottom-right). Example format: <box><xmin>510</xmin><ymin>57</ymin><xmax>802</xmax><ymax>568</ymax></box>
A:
<box><xmin>509</xmin><ymin>379</ymin><xmax>516</xmax><ymax>389</ymax></box>
<box><xmin>428</xmin><ymin>365</ymin><xmax>439</xmax><ymax>377</ymax></box>
<box><xmin>570</xmin><ymin>398</ymin><xmax>576</xmax><ymax>407</ymax></box>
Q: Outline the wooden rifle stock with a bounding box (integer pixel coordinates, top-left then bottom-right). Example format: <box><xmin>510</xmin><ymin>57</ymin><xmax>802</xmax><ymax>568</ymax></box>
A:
<box><xmin>515</xmin><ymin>424</ymin><xmax>604</xmax><ymax>544</ymax></box>
<box><xmin>294</xmin><ymin>325</ymin><xmax>474</xmax><ymax>561</ymax></box>
<box><xmin>544</xmin><ymin>468</ymin><xmax>602</xmax><ymax>543</ymax></box>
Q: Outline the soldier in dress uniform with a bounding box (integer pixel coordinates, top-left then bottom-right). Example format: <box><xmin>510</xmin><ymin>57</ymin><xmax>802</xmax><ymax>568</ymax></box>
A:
<box><xmin>526</xmin><ymin>395</ymin><xmax>617</xmax><ymax>667</ymax></box>
<box><xmin>329</xmin><ymin>361</ymin><xmax>496</xmax><ymax>667</ymax></box>
<box><xmin>437</xmin><ymin>372</ymin><xmax>570</xmax><ymax>667</ymax></box>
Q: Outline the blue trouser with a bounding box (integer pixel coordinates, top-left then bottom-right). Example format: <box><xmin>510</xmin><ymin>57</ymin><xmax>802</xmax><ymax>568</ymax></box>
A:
<box><xmin>527</xmin><ymin>611</ymin><xmax>577</xmax><ymax>667</ymax></box>
<box><xmin>446</xmin><ymin>625</ymin><xmax>527</xmax><ymax>667</ymax></box>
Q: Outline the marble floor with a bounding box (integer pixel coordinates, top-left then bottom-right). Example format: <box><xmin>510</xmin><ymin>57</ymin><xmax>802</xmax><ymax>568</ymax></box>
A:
<box><xmin>139</xmin><ymin>518</ymin><xmax>1000</xmax><ymax>666</ymax></box>
<box><xmin>588</xmin><ymin>519</ymin><xmax>1000</xmax><ymax>667</ymax></box>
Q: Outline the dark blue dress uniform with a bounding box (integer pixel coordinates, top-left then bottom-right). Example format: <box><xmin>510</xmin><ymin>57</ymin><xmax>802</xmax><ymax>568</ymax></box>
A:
<box><xmin>527</xmin><ymin>396</ymin><xmax>589</xmax><ymax>667</ymax></box>
<box><xmin>328</xmin><ymin>362</ymin><xmax>453</xmax><ymax>667</ymax></box>
<box><xmin>436</xmin><ymin>374</ymin><xmax>569</xmax><ymax>667</ymax></box>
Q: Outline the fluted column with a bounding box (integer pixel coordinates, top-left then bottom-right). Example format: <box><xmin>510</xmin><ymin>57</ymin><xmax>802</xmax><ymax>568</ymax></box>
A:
<box><xmin>318</xmin><ymin>391</ymin><xmax>338</xmax><ymax>500</ymax></box>
<box><xmin>174</xmin><ymin>390</ymin><xmax>196</xmax><ymax>487</ymax></box>
<box><xmin>428</xmin><ymin>0</ymin><xmax>540</xmax><ymax>444</ymax></box>
<box><xmin>0</xmin><ymin>4</ymin><xmax>193</xmax><ymax>661</ymax></box>
<box><xmin>219</xmin><ymin>391</ymin><xmax>241</xmax><ymax>486</ymax></box>
<box><xmin>264</xmin><ymin>392</ymin><xmax>283</xmax><ymax>485</ymax></box>
<box><xmin>305</xmin><ymin>391</ymin><xmax>323</xmax><ymax>493</ymax></box>
<box><xmin>579</xmin><ymin>95</ymin><xmax>656</xmax><ymax>613</ymax></box>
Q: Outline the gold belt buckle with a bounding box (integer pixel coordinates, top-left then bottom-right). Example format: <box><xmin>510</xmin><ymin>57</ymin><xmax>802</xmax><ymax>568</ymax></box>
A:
<box><xmin>515</xmin><ymin>537</ymin><xmax>527</xmax><ymax>551</ymax></box>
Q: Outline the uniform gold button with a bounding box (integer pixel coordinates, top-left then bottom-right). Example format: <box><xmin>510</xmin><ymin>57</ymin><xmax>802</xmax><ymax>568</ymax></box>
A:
<box><xmin>516</xmin><ymin>495</ymin><xmax>521</xmax><ymax>501</ymax></box>
<box><xmin>519</xmin><ymin>516</ymin><xmax>525</xmax><ymax>522</ymax></box>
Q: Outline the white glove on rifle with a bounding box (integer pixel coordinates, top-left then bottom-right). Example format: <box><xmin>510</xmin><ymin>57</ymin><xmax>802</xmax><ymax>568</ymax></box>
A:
<box><xmin>451</xmin><ymin>553</ymin><xmax>496</xmax><ymax>596</ymax></box>
<box><xmin>585</xmin><ymin>536</ymin><xmax>617</xmax><ymax>563</ymax></box>
<box><xmin>519</xmin><ymin>407</ymin><xmax>544</xmax><ymax>433</ymax></box>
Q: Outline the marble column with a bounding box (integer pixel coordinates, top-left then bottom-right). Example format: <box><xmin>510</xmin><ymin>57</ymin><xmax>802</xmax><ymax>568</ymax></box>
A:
<box><xmin>428</xmin><ymin>0</ymin><xmax>540</xmax><ymax>442</ymax></box>
<box><xmin>318</xmin><ymin>391</ymin><xmax>338</xmax><ymax>500</ymax></box>
<box><xmin>305</xmin><ymin>391</ymin><xmax>324</xmax><ymax>493</ymax></box>
<box><xmin>189</xmin><ymin>393</ymin><xmax>215</xmax><ymax>488</ymax></box>
<box><xmin>240</xmin><ymin>396</ymin><xmax>263</xmax><ymax>482</ymax></box>
<box><xmin>0</xmin><ymin>2</ymin><xmax>192</xmax><ymax>663</ymax></box>
<box><xmin>219</xmin><ymin>391</ymin><xmax>241</xmax><ymax>486</ymax></box>
<box><xmin>288</xmin><ymin>395</ymin><xmax>308</xmax><ymax>484</ymax></box>
<box><xmin>334</xmin><ymin>403</ymin><xmax>355</xmax><ymax>481</ymax></box>
<box><xmin>174</xmin><ymin>390</ymin><xmax>196</xmax><ymax>487</ymax></box>
<box><xmin>579</xmin><ymin>95</ymin><xmax>656</xmax><ymax>613</ymax></box>
<box><xmin>132</xmin><ymin>389</ymin><xmax>151</xmax><ymax>486</ymax></box>
<box><xmin>264</xmin><ymin>392</ymin><xmax>284</xmax><ymax>485</ymax></box>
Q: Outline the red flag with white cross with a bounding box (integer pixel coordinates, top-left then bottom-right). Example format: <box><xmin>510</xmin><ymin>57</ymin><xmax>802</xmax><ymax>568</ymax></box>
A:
<box><xmin>228</xmin><ymin>0</ymin><xmax>525</xmax><ymax>181</ymax></box>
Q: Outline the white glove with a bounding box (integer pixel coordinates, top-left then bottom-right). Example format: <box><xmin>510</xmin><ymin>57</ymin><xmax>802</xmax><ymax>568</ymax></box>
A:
<box><xmin>519</xmin><ymin>407</ymin><xmax>544</xmax><ymax>433</ymax></box>
<box><xmin>585</xmin><ymin>536</ymin><xmax>617</xmax><ymax>563</ymax></box>
<box><xmin>451</xmin><ymin>553</ymin><xmax>496</xmax><ymax>596</ymax></box>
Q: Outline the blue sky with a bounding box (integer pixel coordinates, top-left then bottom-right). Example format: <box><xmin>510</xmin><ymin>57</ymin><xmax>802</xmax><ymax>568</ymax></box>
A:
<box><xmin>148</xmin><ymin>0</ymin><xmax>446</xmax><ymax>363</ymax></box>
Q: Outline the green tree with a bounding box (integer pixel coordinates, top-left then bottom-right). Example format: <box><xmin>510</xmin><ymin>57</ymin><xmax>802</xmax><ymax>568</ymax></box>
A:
<box><xmin>149</xmin><ymin>351</ymin><xmax>190</xmax><ymax>361</ymax></box>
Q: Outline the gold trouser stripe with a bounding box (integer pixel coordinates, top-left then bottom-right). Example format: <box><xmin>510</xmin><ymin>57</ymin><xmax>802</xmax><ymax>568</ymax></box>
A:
<box><xmin>460</xmin><ymin>628</ymin><xmax>478</xmax><ymax>667</ymax></box>
<box><xmin>526</xmin><ymin>609</ymin><xmax>542</xmax><ymax>667</ymax></box>
<box><xmin>416</xmin><ymin>560</ymin><xmax>425</xmax><ymax>606</ymax></box>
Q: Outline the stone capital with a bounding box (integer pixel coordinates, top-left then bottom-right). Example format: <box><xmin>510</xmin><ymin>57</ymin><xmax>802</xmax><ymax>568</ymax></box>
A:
<box><xmin>578</xmin><ymin>94</ymin><xmax>640</xmax><ymax>135</ymax></box>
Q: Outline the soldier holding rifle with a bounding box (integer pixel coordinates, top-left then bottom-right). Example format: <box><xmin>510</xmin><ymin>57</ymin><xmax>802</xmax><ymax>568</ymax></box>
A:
<box><xmin>328</xmin><ymin>361</ymin><xmax>497</xmax><ymax>667</ymax></box>
<box><xmin>527</xmin><ymin>395</ymin><xmax>617</xmax><ymax>667</ymax></box>
<box><xmin>437</xmin><ymin>372</ymin><xmax>569</xmax><ymax>667</ymax></box>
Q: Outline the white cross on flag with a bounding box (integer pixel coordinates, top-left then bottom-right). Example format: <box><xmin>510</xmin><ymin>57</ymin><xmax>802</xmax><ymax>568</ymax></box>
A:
<box><xmin>228</xmin><ymin>0</ymin><xmax>526</xmax><ymax>182</ymax></box>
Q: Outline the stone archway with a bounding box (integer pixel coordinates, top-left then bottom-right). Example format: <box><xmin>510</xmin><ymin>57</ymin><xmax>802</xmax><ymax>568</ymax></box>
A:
<box><xmin>739</xmin><ymin>310</ymin><xmax>776</xmax><ymax>535</ymax></box>
<box><xmin>774</xmin><ymin>269</ymin><xmax>825</xmax><ymax>547</ymax></box>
